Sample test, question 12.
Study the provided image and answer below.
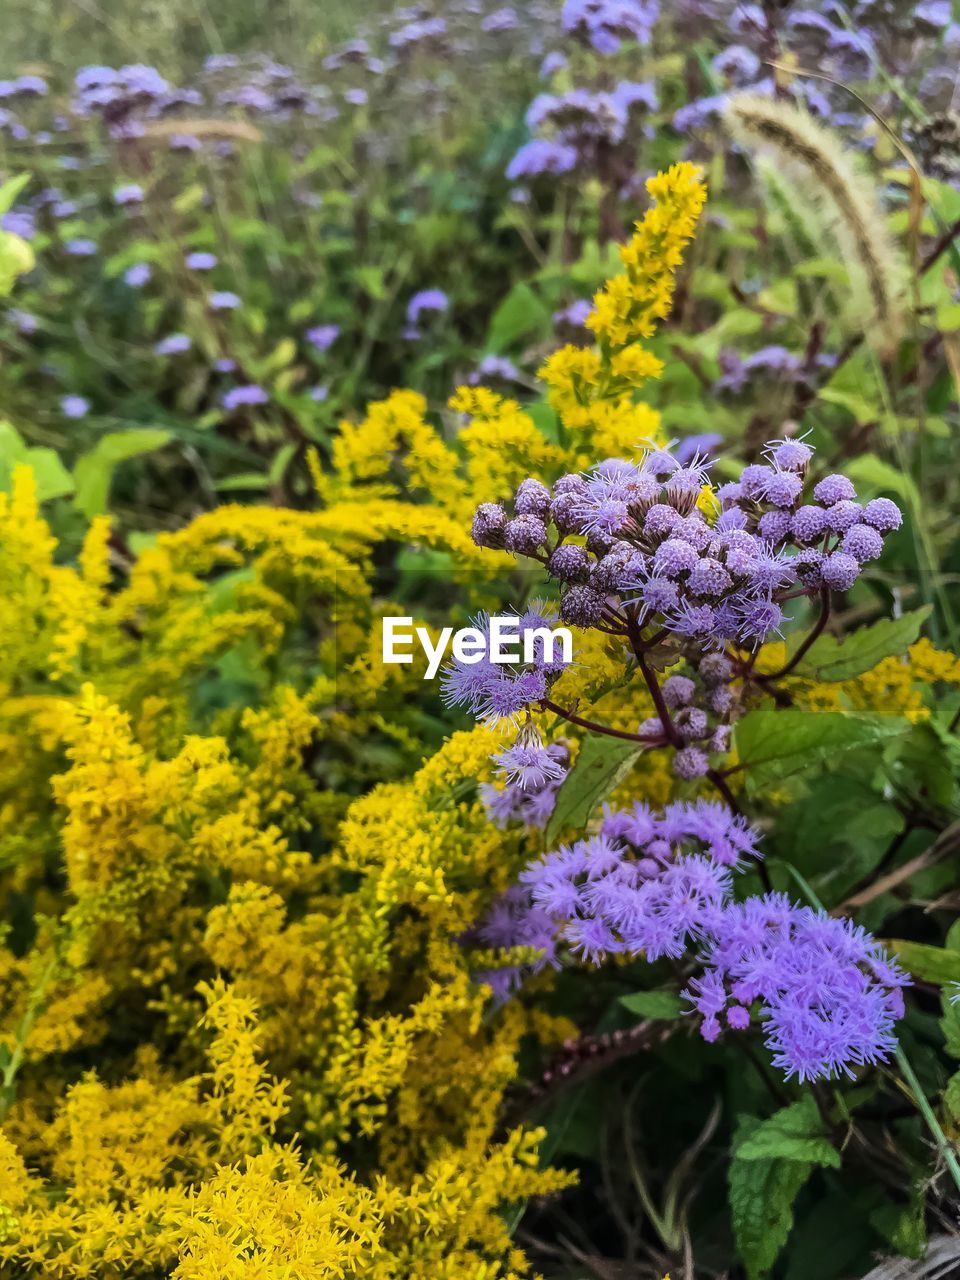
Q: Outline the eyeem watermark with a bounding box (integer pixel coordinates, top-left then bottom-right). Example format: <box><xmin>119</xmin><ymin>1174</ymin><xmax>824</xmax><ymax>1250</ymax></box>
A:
<box><xmin>382</xmin><ymin>615</ymin><xmax>573</xmax><ymax>679</ymax></box>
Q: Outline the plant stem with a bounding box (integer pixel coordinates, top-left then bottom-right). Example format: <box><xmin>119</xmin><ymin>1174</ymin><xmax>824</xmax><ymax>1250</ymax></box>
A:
<box><xmin>755</xmin><ymin>587</ymin><xmax>831</xmax><ymax>684</ymax></box>
<box><xmin>540</xmin><ymin>699</ymin><xmax>660</xmax><ymax>746</ymax></box>
<box><xmin>894</xmin><ymin>1046</ymin><xmax>960</xmax><ymax>1198</ymax></box>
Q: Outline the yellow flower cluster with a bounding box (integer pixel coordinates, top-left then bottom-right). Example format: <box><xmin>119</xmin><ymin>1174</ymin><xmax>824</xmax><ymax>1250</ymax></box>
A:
<box><xmin>539</xmin><ymin>162</ymin><xmax>706</xmax><ymax>440</ymax></box>
<box><xmin>754</xmin><ymin>637</ymin><xmax>960</xmax><ymax>723</ymax></box>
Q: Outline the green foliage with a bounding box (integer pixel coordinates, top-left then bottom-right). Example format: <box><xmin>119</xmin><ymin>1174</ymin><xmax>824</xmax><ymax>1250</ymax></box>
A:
<box><xmin>734</xmin><ymin>708</ymin><xmax>909</xmax><ymax>792</ymax></box>
<box><xmin>544</xmin><ymin>734</ymin><xmax>642</xmax><ymax>843</ymax></box>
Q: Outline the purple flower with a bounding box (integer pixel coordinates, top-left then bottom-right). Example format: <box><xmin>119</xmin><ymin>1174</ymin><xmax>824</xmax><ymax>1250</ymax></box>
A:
<box><xmin>469</xmin><ymin>354</ymin><xmax>520</xmax><ymax>384</ymax></box>
<box><xmin>208</xmin><ymin>290</ymin><xmax>241</xmax><ymax>311</ymax></box>
<box><xmin>185</xmin><ymin>251</ymin><xmax>218</xmax><ymax>270</ymax></box>
<box><xmin>222</xmin><ymin>384</ymin><xmax>269</xmax><ymax>411</ymax></box>
<box><xmin>309</xmin><ymin>384</ymin><xmax>329</xmax><ymax>402</ymax></box>
<box><xmin>306</xmin><ymin>324</ymin><xmax>341</xmax><ymax>352</ymax></box>
<box><xmin>124</xmin><ymin>262</ymin><xmax>151</xmax><ymax>287</ymax></box>
<box><xmin>65</xmin><ymin>238</ymin><xmax>97</xmax><ymax>257</ymax></box>
<box><xmin>406</xmin><ymin>288</ymin><xmax>449</xmax><ymax>325</ymax></box>
<box><xmin>441</xmin><ymin>608</ymin><xmax>570</xmax><ymax>724</ymax></box>
<box><xmin>507</xmin><ymin>138</ymin><xmax>579</xmax><ymax>181</ymax></box>
<box><xmin>113</xmin><ymin>183</ymin><xmax>144</xmax><ymax>205</ymax></box>
<box><xmin>154</xmin><ymin>333</ymin><xmax>191</xmax><ymax>356</ymax></box>
<box><xmin>1</xmin><ymin>210</ymin><xmax>35</xmax><ymax>240</ymax></box>
<box><xmin>494</xmin><ymin>735</ymin><xmax>566</xmax><ymax>791</ymax></box>
<box><xmin>562</xmin><ymin>0</ymin><xmax>659</xmax><ymax>53</ymax></box>
<box><xmin>9</xmin><ymin>309</ymin><xmax>37</xmax><ymax>334</ymax></box>
<box><xmin>60</xmin><ymin>394</ymin><xmax>91</xmax><ymax>419</ymax></box>
<box><xmin>553</xmin><ymin>299</ymin><xmax>594</xmax><ymax>328</ymax></box>
<box><xmin>689</xmin><ymin>897</ymin><xmax>907</xmax><ymax>1082</ymax></box>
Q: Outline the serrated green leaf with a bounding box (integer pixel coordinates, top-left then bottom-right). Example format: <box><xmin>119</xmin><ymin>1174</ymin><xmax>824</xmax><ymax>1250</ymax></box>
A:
<box><xmin>734</xmin><ymin>1098</ymin><xmax>841</xmax><ymax>1168</ymax></box>
<box><xmin>544</xmin><ymin>734</ymin><xmax>640</xmax><ymax>844</ymax></box>
<box><xmin>729</xmin><ymin>1115</ymin><xmax>813</xmax><ymax>1280</ymax></box>
<box><xmin>734</xmin><ymin>709</ymin><xmax>908</xmax><ymax>792</ymax></box>
<box><xmin>619</xmin><ymin>990</ymin><xmax>685</xmax><ymax>1020</ymax></box>
<box><xmin>791</xmin><ymin>608</ymin><xmax>931</xmax><ymax>682</ymax></box>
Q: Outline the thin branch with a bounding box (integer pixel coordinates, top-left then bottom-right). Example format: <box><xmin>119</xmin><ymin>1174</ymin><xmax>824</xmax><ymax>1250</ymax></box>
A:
<box><xmin>754</xmin><ymin>587</ymin><xmax>831</xmax><ymax>684</ymax></box>
<box><xmin>541</xmin><ymin>699</ymin><xmax>661</xmax><ymax>746</ymax></box>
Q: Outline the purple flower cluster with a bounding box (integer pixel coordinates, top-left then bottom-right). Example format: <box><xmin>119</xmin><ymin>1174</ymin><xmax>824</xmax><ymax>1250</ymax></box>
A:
<box><xmin>481</xmin><ymin>737</ymin><xmax>570</xmax><ymax>829</ymax></box>
<box><xmin>476</xmin><ymin>800</ymin><xmax>907</xmax><ymax>1080</ymax></box>
<box><xmin>561</xmin><ymin>0</ymin><xmax>660</xmax><ymax>52</ymax></box>
<box><xmin>473</xmin><ymin>885</ymin><xmax>559</xmax><ymax>1001</ymax></box>
<box><xmin>714</xmin><ymin>345</ymin><xmax>837</xmax><ymax>395</ymax></box>
<box><xmin>670</xmin><ymin>0</ymin><xmax>959</xmax><ymax>141</ymax></box>
<box><xmin>521</xmin><ymin>799</ymin><xmax>758</xmax><ymax>961</ymax></box>
<box><xmin>441</xmin><ymin>607</ymin><xmax>571</xmax><ymax>724</ymax></box>
<box><xmin>472</xmin><ymin>437</ymin><xmax>902</xmax><ymax>654</ymax></box>
<box><xmin>686</xmin><ymin>894</ymin><xmax>908</xmax><ymax>1082</ymax></box>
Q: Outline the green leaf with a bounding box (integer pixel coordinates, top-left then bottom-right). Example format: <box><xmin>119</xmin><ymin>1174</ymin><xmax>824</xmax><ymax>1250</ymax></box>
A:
<box><xmin>619</xmin><ymin>990</ymin><xmax>685</xmax><ymax>1020</ymax></box>
<box><xmin>791</xmin><ymin>608</ymin><xmax>931</xmax><ymax>682</ymax></box>
<box><xmin>544</xmin><ymin>734</ymin><xmax>640</xmax><ymax>844</ymax></box>
<box><xmin>0</xmin><ymin>173</ymin><xmax>31</xmax><ymax>216</ymax></box>
<box><xmin>941</xmin><ymin>992</ymin><xmax>960</xmax><ymax>1058</ymax></box>
<box><xmin>734</xmin><ymin>1098</ymin><xmax>840</xmax><ymax>1168</ymax></box>
<box><xmin>935</xmin><ymin>302</ymin><xmax>960</xmax><ymax>332</ymax></box>
<box><xmin>729</xmin><ymin>1116</ymin><xmax>814</xmax><ymax>1280</ymax></box>
<box><xmin>0</xmin><ymin>422</ymin><xmax>74</xmax><ymax>501</ymax></box>
<box><xmin>73</xmin><ymin>429</ymin><xmax>172</xmax><ymax>517</ymax></box>
<box><xmin>944</xmin><ymin>1070</ymin><xmax>960</xmax><ymax>1122</ymax></box>
<box><xmin>734</xmin><ymin>708</ymin><xmax>908</xmax><ymax>792</ymax></box>
<box><xmin>844</xmin><ymin>454</ymin><xmax>920</xmax><ymax>510</ymax></box>
<box><xmin>486</xmin><ymin>282</ymin><xmax>550</xmax><ymax>353</ymax></box>
<box><xmin>885</xmin><ymin>940</ymin><xmax>960</xmax><ymax>986</ymax></box>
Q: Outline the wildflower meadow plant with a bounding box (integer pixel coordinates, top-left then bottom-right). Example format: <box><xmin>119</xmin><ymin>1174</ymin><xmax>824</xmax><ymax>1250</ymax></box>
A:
<box><xmin>2</xmin><ymin>4</ymin><xmax>960</xmax><ymax>1276</ymax></box>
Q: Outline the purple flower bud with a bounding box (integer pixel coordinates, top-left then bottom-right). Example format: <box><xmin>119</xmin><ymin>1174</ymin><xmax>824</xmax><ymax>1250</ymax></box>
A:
<box><xmin>791</xmin><ymin>505</ymin><xmax>826</xmax><ymax>544</ymax></box>
<box><xmin>554</xmin><ymin>473</ymin><xmax>587</xmax><ymax>496</ymax></box>
<box><xmin>504</xmin><ymin>515</ymin><xmax>547</xmax><ymax>555</ymax></box>
<box><xmin>758</xmin><ymin>469</ymin><xmax>803</xmax><ymax>508</ymax></box>
<box><xmin>767</xmin><ymin>438</ymin><xmax>814</xmax><ymax>471</ymax></box>
<box><xmin>637</xmin><ymin>716</ymin><xmax>664</xmax><ymax>740</ymax></box>
<box><xmin>824</xmin><ymin>499</ymin><xmax>862</xmax><ymax>534</ymax></box>
<box><xmin>662</xmin><ymin>675</ymin><xmax>696</xmax><ymax>708</ymax></box>
<box><xmin>640</xmin><ymin>577</ymin><xmax>680</xmax><ymax>615</ymax></box>
<box><xmin>515</xmin><ymin>478</ymin><xmax>552</xmax><ymax>518</ymax></box>
<box><xmin>736</xmin><ymin>598</ymin><xmax>785</xmax><ymax>645</ymax></box>
<box><xmin>548</xmin><ymin>544</ymin><xmax>591</xmax><ymax>583</ymax></box>
<box><xmin>863</xmin><ymin>497</ymin><xmax>902</xmax><ymax>531</ymax></box>
<box><xmin>739</xmin><ymin>464</ymin><xmax>775</xmax><ymax>500</ymax></box>
<box><xmin>550</xmin><ymin>491</ymin><xmax>584</xmax><ymax>533</ymax></box>
<box><xmin>707</xmin><ymin>685</ymin><xmax>733</xmax><ymax>715</ymax></box>
<box><xmin>758</xmin><ymin>510</ymin><xmax>792</xmax><ymax>543</ymax></box>
<box><xmin>843</xmin><ymin>523</ymin><xmax>884</xmax><ymax>563</ymax></box>
<box><xmin>698</xmin><ymin>654</ymin><xmax>732</xmax><ymax>685</ymax></box>
<box><xmin>675</xmin><ymin>707</ymin><xmax>709</xmax><ymax>740</ymax></box>
<box><xmin>821</xmin><ymin>551</ymin><xmax>860</xmax><ymax>591</ymax></box>
<box><xmin>687</xmin><ymin>556</ymin><xmax>732</xmax><ymax>598</ymax></box>
<box><xmin>727</xmin><ymin>1004</ymin><xmax>750</xmax><ymax>1029</ymax></box>
<box><xmin>673</xmin><ymin>746</ymin><xmax>709</xmax><ymax>779</ymax></box>
<box><xmin>795</xmin><ymin>548</ymin><xmax>825</xmax><ymax>587</ymax></box>
<box><xmin>471</xmin><ymin>502</ymin><xmax>507</xmax><ymax>549</ymax></box>
<box><xmin>653</xmin><ymin>538</ymin><xmax>699</xmax><ymax>578</ymax></box>
<box><xmin>716</xmin><ymin>481</ymin><xmax>744</xmax><ymax>508</ymax></box>
<box><xmin>644</xmin><ymin>503</ymin><xmax>683</xmax><ymax>538</ymax></box>
<box><xmin>813</xmin><ymin>473</ymin><xmax>856</xmax><ymax>505</ymax></box>
<box><xmin>716</xmin><ymin>508</ymin><xmax>749</xmax><ymax>531</ymax></box>
<box><xmin>560</xmin><ymin>584</ymin><xmax>606</xmax><ymax>627</ymax></box>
